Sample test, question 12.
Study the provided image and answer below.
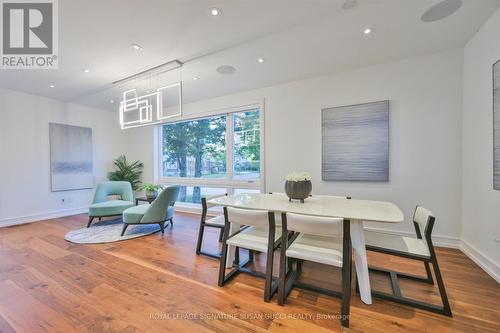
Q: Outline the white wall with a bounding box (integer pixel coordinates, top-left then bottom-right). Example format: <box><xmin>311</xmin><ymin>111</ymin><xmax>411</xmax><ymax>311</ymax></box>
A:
<box><xmin>462</xmin><ymin>8</ymin><xmax>500</xmax><ymax>279</ymax></box>
<box><xmin>0</xmin><ymin>88</ymin><xmax>126</xmax><ymax>226</ymax></box>
<box><xmin>125</xmin><ymin>49</ymin><xmax>464</xmax><ymax>243</ymax></box>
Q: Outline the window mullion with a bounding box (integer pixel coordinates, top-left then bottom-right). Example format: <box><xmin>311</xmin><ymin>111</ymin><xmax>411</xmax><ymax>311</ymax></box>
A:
<box><xmin>226</xmin><ymin>113</ymin><xmax>234</xmax><ymax>183</ymax></box>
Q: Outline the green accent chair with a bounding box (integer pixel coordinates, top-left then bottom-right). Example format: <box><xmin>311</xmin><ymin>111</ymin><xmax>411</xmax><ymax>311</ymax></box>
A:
<box><xmin>87</xmin><ymin>181</ymin><xmax>135</xmax><ymax>228</ymax></box>
<box><xmin>121</xmin><ymin>185</ymin><xmax>180</xmax><ymax>236</ymax></box>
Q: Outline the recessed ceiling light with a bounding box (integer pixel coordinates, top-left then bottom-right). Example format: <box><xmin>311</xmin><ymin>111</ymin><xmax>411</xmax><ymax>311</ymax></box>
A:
<box><xmin>49</xmin><ymin>84</ymin><xmax>55</xmax><ymax>88</ymax></box>
<box><xmin>110</xmin><ymin>99</ymin><xmax>115</xmax><ymax>104</ymax></box>
<box><xmin>257</xmin><ymin>58</ymin><xmax>265</xmax><ymax>63</ymax></box>
<box><xmin>421</xmin><ymin>0</ymin><xmax>462</xmax><ymax>22</ymax></box>
<box><xmin>146</xmin><ymin>90</ymin><xmax>151</xmax><ymax>93</ymax></box>
<box><xmin>210</xmin><ymin>7</ymin><xmax>221</xmax><ymax>16</ymax></box>
<box><xmin>216</xmin><ymin>65</ymin><xmax>236</xmax><ymax>75</ymax></box>
<box><xmin>363</xmin><ymin>27</ymin><xmax>372</xmax><ymax>35</ymax></box>
<box><xmin>193</xmin><ymin>76</ymin><xmax>199</xmax><ymax>80</ymax></box>
<box><xmin>83</xmin><ymin>68</ymin><xmax>90</xmax><ymax>73</ymax></box>
<box><xmin>129</xmin><ymin>43</ymin><xmax>142</xmax><ymax>51</ymax></box>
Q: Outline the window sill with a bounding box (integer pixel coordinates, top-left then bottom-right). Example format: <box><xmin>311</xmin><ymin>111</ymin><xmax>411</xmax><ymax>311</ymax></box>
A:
<box><xmin>173</xmin><ymin>202</ymin><xmax>221</xmax><ymax>217</ymax></box>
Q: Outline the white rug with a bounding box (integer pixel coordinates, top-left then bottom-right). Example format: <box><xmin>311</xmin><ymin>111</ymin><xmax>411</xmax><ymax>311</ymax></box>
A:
<box><xmin>65</xmin><ymin>219</ymin><xmax>161</xmax><ymax>244</ymax></box>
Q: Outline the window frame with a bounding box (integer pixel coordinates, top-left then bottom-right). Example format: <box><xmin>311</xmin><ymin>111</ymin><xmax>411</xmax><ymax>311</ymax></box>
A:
<box><xmin>155</xmin><ymin>102</ymin><xmax>265</xmax><ymax>204</ymax></box>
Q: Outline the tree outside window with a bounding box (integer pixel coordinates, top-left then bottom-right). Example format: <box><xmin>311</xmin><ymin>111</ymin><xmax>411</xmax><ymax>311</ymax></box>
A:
<box><xmin>161</xmin><ymin>109</ymin><xmax>261</xmax><ymax>204</ymax></box>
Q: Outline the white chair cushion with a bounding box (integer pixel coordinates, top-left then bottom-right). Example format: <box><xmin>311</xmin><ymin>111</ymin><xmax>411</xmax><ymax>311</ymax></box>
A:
<box><xmin>364</xmin><ymin>230</ymin><xmax>430</xmax><ymax>257</ymax></box>
<box><xmin>286</xmin><ymin>234</ymin><xmax>343</xmax><ymax>267</ymax></box>
<box><xmin>226</xmin><ymin>207</ymin><xmax>271</xmax><ymax>228</ymax></box>
<box><xmin>286</xmin><ymin>213</ymin><xmax>343</xmax><ymax>237</ymax></box>
<box><xmin>226</xmin><ymin>226</ymin><xmax>281</xmax><ymax>252</ymax></box>
<box><xmin>205</xmin><ymin>215</ymin><xmax>225</xmax><ymax>226</ymax></box>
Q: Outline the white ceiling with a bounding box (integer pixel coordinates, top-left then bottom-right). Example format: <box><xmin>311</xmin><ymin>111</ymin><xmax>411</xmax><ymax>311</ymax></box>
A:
<box><xmin>0</xmin><ymin>0</ymin><xmax>499</xmax><ymax>111</ymax></box>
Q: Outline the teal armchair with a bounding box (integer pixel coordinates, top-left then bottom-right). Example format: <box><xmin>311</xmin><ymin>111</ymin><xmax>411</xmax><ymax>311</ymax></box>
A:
<box><xmin>87</xmin><ymin>181</ymin><xmax>135</xmax><ymax>228</ymax></box>
<box><xmin>121</xmin><ymin>185</ymin><xmax>180</xmax><ymax>236</ymax></box>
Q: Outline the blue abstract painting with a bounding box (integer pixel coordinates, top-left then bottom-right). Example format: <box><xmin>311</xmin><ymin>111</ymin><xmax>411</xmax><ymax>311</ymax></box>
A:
<box><xmin>322</xmin><ymin>100</ymin><xmax>389</xmax><ymax>182</ymax></box>
<box><xmin>50</xmin><ymin>123</ymin><xmax>93</xmax><ymax>191</ymax></box>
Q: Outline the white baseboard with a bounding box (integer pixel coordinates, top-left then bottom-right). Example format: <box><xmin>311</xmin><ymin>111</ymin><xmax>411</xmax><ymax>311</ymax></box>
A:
<box><xmin>0</xmin><ymin>207</ymin><xmax>88</xmax><ymax>228</ymax></box>
<box><xmin>459</xmin><ymin>240</ymin><xmax>500</xmax><ymax>284</ymax></box>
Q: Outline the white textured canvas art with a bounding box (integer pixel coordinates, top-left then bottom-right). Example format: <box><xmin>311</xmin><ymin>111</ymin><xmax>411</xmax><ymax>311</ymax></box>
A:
<box><xmin>322</xmin><ymin>100</ymin><xmax>389</xmax><ymax>182</ymax></box>
<box><xmin>49</xmin><ymin>123</ymin><xmax>93</xmax><ymax>191</ymax></box>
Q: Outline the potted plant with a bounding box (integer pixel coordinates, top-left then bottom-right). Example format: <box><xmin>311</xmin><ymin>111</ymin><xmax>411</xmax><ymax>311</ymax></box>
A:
<box><xmin>107</xmin><ymin>155</ymin><xmax>144</xmax><ymax>191</ymax></box>
<box><xmin>284</xmin><ymin>172</ymin><xmax>312</xmax><ymax>203</ymax></box>
<box><xmin>139</xmin><ymin>183</ymin><xmax>163</xmax><ymax>199</ymax></box>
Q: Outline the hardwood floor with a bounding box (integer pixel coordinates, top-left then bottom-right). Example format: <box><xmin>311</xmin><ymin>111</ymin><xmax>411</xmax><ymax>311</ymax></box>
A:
<box><xmin>0</xmin><ymin>212</ymin><xmax>498</xmax><ymax>333</ymax></box>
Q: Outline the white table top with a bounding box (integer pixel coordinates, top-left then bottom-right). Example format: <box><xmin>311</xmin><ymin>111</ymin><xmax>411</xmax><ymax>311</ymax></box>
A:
<box><xmin>208</xmin><ymin>193</ymin><xmax>404</xmax><ymax>223</ymax></box>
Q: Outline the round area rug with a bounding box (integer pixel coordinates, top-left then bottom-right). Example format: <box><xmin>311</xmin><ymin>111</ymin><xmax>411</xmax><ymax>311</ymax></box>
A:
<box><xmin>65</xmin><ymin>218</ymin><xmax>162</xmax><ymax>244</ymax></box>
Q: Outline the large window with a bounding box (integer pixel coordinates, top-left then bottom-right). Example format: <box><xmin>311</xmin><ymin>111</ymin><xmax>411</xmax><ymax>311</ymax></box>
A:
<box><xmin>159</xmin><ymin>107</ymin><xmax>262</xmax><ymax>204</ymax></box>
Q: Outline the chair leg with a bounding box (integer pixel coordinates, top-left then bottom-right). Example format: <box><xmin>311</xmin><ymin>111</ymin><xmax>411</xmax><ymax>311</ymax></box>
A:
<box><xmin>341</xmin><ymin>265</ymin><xmax>352</xmax><ymax>327</ymax></box>
<box><xmin>170</xmin><ymin>218</ymin><xmax>173</xmax><ymax>227</ymax></box>
<box><xmin>196</xmin><ymin>222</ymin><xmax>205</xmax><ymax>255</ymax></box>
<box><xmin>87</xmin><ymin>217</ymin><xmax>95</xmax><ymax>228</ymax></box>
<box><xmin>159</xmin><ymin>222</ymin><xmax>165</xmax><ymax>234</ymax></box>
<box><xmin>98</xmin><ymin>217</ymin><xmax>102</xmax><ymax>221</ymax></box>
<box><xmin>278</xmin><ymin>246</ymin><xmax>287</xmax><ymax>305</ymax></box>
<box><xmin>234</xmin><ymin>247</ymin><xmax>240</xmax><ymax>265</ymax></box>
<box><xmin>233</xmin><ymin>247</ymin><xmax>240</xmax><ymax>265</ymax></box>
<box><xmin>218</xmin><ymin>239</ymin><xmax>229</xmax><ymax>287</ymax></box>
<box><xmin>296</xmin><ymin>259</ymin><xmax>303</xmax><ymax>274</ymax></box>
<box><xmin>264</xmin><ymin>248</ymin><xmax>275</xmax><ymax>302</ymax></box>
<box><xmin>431</xmin><ymin>254</ymin><xmax>452</xmax><ymax>316</ymax></box>
<box><xmin>341</xmin><ymin>237</ymin><xmax>352</xmax><ymax>327</ymax></box>
<box><xmin>424</xmin><ymin>261</ymin><xmax>434</xmax><ymax>284</ymax></box>
<box><xmin>219</xmin><ymin>228</ymin><xmax>224</xmax><ymax>242</ymax></box>
<box><xmin>249</xmin><ymin>249</ymin><xmax>254</xmax><ymax>262</ymax></box>
<box><xmin>121</xmin><ymin>224</ymin><xmax>129</xmax><ymax>236</ymax></box>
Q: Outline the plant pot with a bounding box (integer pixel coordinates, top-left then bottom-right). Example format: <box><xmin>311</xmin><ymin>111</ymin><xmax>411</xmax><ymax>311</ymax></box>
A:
<box><xmin>284</xmin><ymin>180</ymin><xmax>312</xmax><ymax>203</ymax></box>
<box><xmin>145</xmin><ymin>190</ymin><xmax>158</xmax><ymax>199</ymax></box>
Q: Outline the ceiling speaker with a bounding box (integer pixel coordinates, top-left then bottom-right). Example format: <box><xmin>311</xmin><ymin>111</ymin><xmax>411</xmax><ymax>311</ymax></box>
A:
<box><xmin>216</xmin><ymin>65</ymin><xmax>236</xmax><ymax>75</ymax></box>
<box><xmin>342</xmin><ymin>0</ymin><xmax>357</xmax><ymax>10</ymax></box>
<box><xmin>421</xmin><ymin>0</ymin><xmax>462</xmax><ymax>22</ymax></box>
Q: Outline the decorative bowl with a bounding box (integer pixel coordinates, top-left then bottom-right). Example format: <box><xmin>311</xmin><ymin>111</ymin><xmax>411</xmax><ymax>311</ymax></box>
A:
<box><xmin>285</xmin><ymin>180</ymin><xmax>312</xmax><ymax>203</ymax></box>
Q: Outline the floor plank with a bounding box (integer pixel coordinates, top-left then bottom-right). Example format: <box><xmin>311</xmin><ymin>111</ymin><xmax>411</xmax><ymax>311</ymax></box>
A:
<box><xmin>0</xmin><ymin>212</ymin><xmax>498</xmax><ymax>333</ymax></box>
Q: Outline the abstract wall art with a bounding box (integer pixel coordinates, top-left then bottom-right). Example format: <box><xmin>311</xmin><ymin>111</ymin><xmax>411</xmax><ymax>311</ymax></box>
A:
<box><xmin>49</xmin><ymin>123</ymin><xmax>93</xmax><ymax>191</ymax></box>
<box><xmin>494</xmin><ymin>60</ymin><xmax>500</xmax><ymax>190</ymax></box>
<box><xmin>322</xmin><ymin>100</ymin><xmax>389</xmax><ymax>182</ymax></box>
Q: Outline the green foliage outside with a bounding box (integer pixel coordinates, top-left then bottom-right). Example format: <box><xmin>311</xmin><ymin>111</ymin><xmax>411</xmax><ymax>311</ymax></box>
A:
<box><xmin>233</xmin><ymin>111</ymin><xmax>260</xmax><ymax>173</ymax></box>
<box><xmin>162</xmin><ymin>110</ymin><xmax>260</xmax><ymax>203</ymax></box>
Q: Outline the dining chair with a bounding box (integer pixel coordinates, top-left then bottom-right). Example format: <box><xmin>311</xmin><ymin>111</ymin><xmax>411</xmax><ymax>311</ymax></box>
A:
<box><xmin>278</xmin><ymin>212</ymin><xmax>352</xmax><ymax>328</ymax></box>
<box><xmin>362</xmin><ymin>205</ymin><xmax>452</xmax><ymax>316</ymax></box>
<box><xmin>218</xmin><ymin>206</ymin><xmax>282</xmax><ymax>302</ymax></box>
<box><xmin>196</xmin><ymin>193</ymin><xmax>228</xmax><ymax>259</ymax></box>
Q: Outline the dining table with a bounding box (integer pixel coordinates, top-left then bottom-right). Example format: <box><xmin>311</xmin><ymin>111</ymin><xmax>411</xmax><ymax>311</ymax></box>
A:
<box><xmin>208</xmin><ymin>192</ymin><xmax>404</xmax><ymax>305</ymax></box>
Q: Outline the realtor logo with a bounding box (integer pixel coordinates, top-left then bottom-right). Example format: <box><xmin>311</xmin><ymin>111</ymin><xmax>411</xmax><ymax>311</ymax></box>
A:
<box><xmin>1</xmin><ymin>0</ymin><xmax>58</xmax><ymax>69</ymax></box>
